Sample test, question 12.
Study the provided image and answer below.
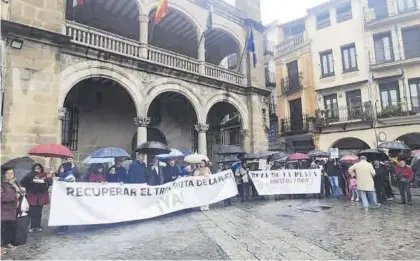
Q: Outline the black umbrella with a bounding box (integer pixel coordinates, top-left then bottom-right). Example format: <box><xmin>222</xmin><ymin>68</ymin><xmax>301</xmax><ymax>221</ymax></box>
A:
<box><xmin>216</xmin><ymin>145</ymin><xmax>245</xmax><ymax>155</ymax></box>
<box><xmin>242</xmin><ymin>153</ymin><xmax>258</xmax><ymax>160</ymax></box>
<box><xmin>339</xmin><ymin>150</ymin><xmax>358</xmax><ymax>158</ymax></box>
<box><xmin>268</xmin><ymin>152</ymin><xmax>288</xmax><ymax>161</ymax></box>
<box><xmin>358</xmin><ymin>149</ymin><xmax>389</xmax><ymax>162</ymax></box>
<box><xmin>1</xmin><ymin>156</ymin><xmax>35</xmax><ymax>181</ymax></box>
<box><xmin>378</xmin><ymin>141</ymin><xmax>410</xmax><ymax>150</ymax></box>
<box><xmin>217</xmin><ymin>156</ymin><xmax>240</xmax><ymax>164</ymax></box>
<box><xmin>136</xmin><ymin>141</ymin><xmax>171</xmax><ymax>155</ymax></box>
<box><xmin>307</xmin><ymin>150</ymin><xmax>329</xmax><ymax>158</ymax></box>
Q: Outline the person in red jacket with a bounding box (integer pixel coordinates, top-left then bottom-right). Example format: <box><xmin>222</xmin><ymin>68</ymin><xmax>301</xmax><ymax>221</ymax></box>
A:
<box><xmin>395</xmin><ymin>160</ymin><xmax>414</xmax><ymax>205</ymax></box>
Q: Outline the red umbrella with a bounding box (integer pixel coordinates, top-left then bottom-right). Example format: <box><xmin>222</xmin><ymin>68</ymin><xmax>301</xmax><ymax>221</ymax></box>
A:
<box><xmin>288</xmin><ymin>153</ymin><xmax>309</xmax><ymax>161</ymax></box>
<box><xmin>28</xmin><ymin>144</ymin><xmax>73</xmax><ymax>158</ymax></box>
<box><xmin>340</xmin><ymin>155</ymin><xmax>359</xmax><ymax>164</ymax></box>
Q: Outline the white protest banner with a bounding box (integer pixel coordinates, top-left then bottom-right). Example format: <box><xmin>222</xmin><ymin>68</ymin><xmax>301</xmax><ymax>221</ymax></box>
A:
<box><xmin>48</xmin><ymin>170</ymin><xmax>237</xmax><ymax>226</ymax></box>
<box><xmin>249</xmin><ymin>169</ymin><xmax>322</xmax><ymax>195</ymax></box>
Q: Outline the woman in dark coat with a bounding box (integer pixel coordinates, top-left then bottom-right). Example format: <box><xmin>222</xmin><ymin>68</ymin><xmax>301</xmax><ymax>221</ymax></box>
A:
<box><xmin>1</xmin><ymin>167</ymin><xmax>21</xmax><ymax>253</ymax></box>
<box><xmin>20</xmin><ymin>163</ymin><xmax>52</xmax><ymax>233</ymax></box>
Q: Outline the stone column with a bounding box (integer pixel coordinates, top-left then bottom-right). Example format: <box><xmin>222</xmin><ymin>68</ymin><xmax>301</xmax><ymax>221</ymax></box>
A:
<box><xmin>198</xmin><ymin>30</ymin><xmax>206</xmax><ymax>74</ymax></box>
<box><xmin>195</xmin><ymin>123</ymin><xmax>209</xmax><ymax>155</ymax></box>
<box><xmin>139</xmin><ymin>14</ymin><xmax>149</xmax><ymax>59</ymax></box>
<box><xmin>241</xmin><ymin>129</ymin><xmax>250</xmax><ymax>152</ymax></box>
<box><xmin>134</xmin><ymin>117</ymin><xmax>150</xmax><ymax>147</ymax></box>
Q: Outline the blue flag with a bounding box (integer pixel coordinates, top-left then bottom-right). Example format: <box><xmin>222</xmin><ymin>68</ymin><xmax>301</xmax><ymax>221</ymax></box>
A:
<box><xmin>247</xmin><ymin>29</ymin><xmax>257</xmax><ymax>68</ymax></box>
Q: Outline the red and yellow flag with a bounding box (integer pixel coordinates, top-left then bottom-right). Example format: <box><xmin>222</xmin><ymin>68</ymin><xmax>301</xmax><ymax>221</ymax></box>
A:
<box><xmin>154</xmin><ymin>0</ymin><xmax>168</xmax><ymax>24</ymax></box>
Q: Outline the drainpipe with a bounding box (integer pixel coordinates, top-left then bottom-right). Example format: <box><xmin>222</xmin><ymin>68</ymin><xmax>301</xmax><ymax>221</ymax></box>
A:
<box><xmin>394</xmin><ymin>24</ymin><xmax>409</xmax><ymax>114</ymax></box>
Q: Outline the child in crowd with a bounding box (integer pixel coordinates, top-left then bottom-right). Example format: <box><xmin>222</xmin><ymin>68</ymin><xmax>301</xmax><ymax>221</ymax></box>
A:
<box><xmin>349</xmin><ymin>176</ymin><xmax>359</xmax><ymax>201</ymax></box>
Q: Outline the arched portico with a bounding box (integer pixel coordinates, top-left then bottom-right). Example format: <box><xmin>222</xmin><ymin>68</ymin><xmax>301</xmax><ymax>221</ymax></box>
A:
<box><xmin>60</xmin><ymin>61</ymin><xmax>144</xmax><ymax>116</ymax></box>
<box><xmin>204</xmin><ymin>92</ymin><xmax>249</xmax><ymax>129</ymax></box>
<box><xmin>330</xmin><ymin>137</ymin><xmax>371</xmax><ymax>151</ymax></box>
<box><xmin>143</xmin><ymin>79</ymin><xmax>204</xmax><ymax>124</ymax></box>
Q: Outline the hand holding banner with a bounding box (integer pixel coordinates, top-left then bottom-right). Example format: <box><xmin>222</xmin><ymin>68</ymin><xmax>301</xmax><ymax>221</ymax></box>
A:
<box><xmin>48</xmin><ymin>170</ymin><xmax>237</xmax><ymax>226</ymax></box>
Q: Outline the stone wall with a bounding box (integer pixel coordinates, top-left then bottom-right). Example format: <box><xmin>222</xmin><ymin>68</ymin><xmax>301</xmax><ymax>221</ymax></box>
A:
<box><xmin>7</xmin><ymin>0</ymin><xmax>65</xmax><ymax>33</ymax></box>
<box><xmin>1</xmin><ymin>39</ymin><xmax>61</xmax><ymax>163</ymax></box>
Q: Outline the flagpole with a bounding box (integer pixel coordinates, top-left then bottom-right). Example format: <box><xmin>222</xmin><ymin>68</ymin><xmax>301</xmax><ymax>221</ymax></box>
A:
<box><xmin>237</xmin><ymin>28</ymin><xmax>251</xmax><ymax>72</ymax></box>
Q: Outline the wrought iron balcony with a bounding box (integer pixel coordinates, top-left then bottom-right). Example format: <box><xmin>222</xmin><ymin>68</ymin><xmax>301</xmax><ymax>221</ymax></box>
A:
<box><xmin>364</xmin><ymin>6</ymin><xmax>420</xmax><ymax>26</ymax></box>
<box><xmin>280</xmin><ymin>115</ymin><xmax>309</xmax><ymax>135</ymax></box>
<box><xmin>264</xmin><ymin>40</ymin><xmax>275</xmax><ymax>56</ymax></box>
<box><xmin>315</xmin><ymin>106</ymin><xmax>373</xmax><ymax>127</ymax></box>
<box><xmin>281</xmin><ymin>76</ymin><xmax>302</xmax><ymax>94</ymax></box>
<box><xmin>65</xmin><ymin>21</ymin><xmax>245</xmax><ymax>86</ymax></box>
<box><xmin>276</xmin><ymin>33</ymin><xmax>306</xmax><ymax>56</ymax></box>
<box><xmin>376</xmin><ymin>102</ymin><xmax>418</xmax><ymax>119</ymax></box>
<box><xmin>265</xmin><ymin>69</ymin><xmax>276</xmax><ymax>88</ymax></box>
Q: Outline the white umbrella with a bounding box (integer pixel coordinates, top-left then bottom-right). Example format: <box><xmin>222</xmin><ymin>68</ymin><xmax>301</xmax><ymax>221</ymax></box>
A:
<box><xmin>156</xmin><ymin>149</ymin><xmax>184</xmax><ymax>160</ymax></box>
<box><xmin>83</xmin><ymin>155</ymin><xmax>115</xmax><ymax>165</ymax></box>
<box><xmin>184</xmin><ymin>153</ymin><xmax>209</xmax><ymax>164</ymax></box>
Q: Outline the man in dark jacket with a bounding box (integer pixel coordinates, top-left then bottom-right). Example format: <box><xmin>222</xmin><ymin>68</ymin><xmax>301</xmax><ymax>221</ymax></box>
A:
<box><xmin>107</xmin><ymin>158</ymin><xmax>128</xmax><ymax>183</ymax></box>
<box><xmin>373</xmin><ymin>161</ymin><xmax>388</xmax><ymax>203</ymax></box>
<box><xmin>146</xmin><ymin>157</ymin><xmax>164</xmax><ymax>186</ymax></box>
<box><xmin>163</xmin><ymin>159</ymin><xmax>180</xmax><ymax>184</ymax></box>
<box><xmin>128</xmin><ymin>153</ymin><xmax>147</xmax><ymax>184</ymax></box>
<box><xmin>325</xmin><ymin>159</ymin><xmax>342</xmax><ymax>197</ymax></box>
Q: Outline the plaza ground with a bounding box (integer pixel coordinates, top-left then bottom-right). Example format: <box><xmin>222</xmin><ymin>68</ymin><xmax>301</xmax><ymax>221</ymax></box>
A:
<box><xmin>4</xmin><ymin>195</ymin><xmax>420</xmax><ymax>260</ymax></box>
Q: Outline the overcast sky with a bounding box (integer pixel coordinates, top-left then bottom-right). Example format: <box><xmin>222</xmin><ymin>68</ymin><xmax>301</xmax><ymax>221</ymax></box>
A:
<box><xmin>225</xmin><ymin>0</ymin><xmax>327</xmax><ymax>25</ymax></box>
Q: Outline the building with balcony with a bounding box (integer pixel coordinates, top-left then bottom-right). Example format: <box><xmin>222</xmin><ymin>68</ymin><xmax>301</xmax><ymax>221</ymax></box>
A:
<box><xmin>0</xmin><ymin>0</ymin><xmax>271</xmax><ymax>163</ymax></box>
<box><xmin>264</xmin><ymin>21</ymin><xmax>286</xmax><ymax>151</ymax></box>
<box><xmin>274</xmin><ymin>17</ymin><xmax>317</xmax><ymax>153</ymax></box>
<box><xmin>308</xmin><ymin>0</ymin><xmax>380</xmax><ymax>151</ymax></box>
<box><xmin>361</xmin><ymin>0</ymin><xmax>420</xmax><ymax>150</ymax></box>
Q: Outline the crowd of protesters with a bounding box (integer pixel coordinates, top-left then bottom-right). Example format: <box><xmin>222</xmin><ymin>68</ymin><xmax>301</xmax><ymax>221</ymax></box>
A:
<box><xmin>1</xmin><ymin>150</ymin><xmax>418</xmax><ymax>254</ymax></box>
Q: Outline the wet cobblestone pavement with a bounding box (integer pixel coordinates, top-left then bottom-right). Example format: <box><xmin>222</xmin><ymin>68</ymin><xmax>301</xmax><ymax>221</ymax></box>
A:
<box><xmin>3</xmin><ymin>194</ymin><xmax>420</xmax><ymax>260</ymax></box>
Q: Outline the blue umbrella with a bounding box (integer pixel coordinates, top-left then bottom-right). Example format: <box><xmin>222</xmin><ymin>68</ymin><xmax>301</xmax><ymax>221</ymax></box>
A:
<box><xmin>156</xmin><ymin>149</ymin><xmax>184</xmax><ymax>160</ymax></box>
<box><xmin>90</xmin><ymin>147</ymin><xmax>131</xmax><ymax>158</ymax></box>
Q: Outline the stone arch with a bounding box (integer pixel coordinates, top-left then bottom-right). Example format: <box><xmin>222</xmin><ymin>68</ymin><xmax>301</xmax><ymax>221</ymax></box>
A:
<box><xmin>60</xmin><ymin>61</ymin><xmax>144</xmax><ymax>116</ymax></box>
<box><xmin>144</xmin><ymin>0</ymin><xmax>204</xmax><ymax>32</ymax></box>
<box><xmin>210</xmin><ymin>23</ymin><xmax>245</xmax><ymax>54</ymax></box>
<box><xmin>143</xmin><ymin>79</ymin><xmax>204</xmax><ymax>123</ymax></box>
<box><xmin>330</xmin><ymin>137</ymin><xmax>371</xmax><ymax>150</ymax></box>
<box><xmin>204</xmin><ymin>92</ymin><xmax>249</xmax><ymax>130</ymax></box>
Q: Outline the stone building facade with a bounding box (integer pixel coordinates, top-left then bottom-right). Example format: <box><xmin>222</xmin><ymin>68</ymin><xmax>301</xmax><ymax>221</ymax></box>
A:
<box><xmin>0</xmin><ymin>0</ymin><xmax>270</xmax><ymax>164</ymax></box>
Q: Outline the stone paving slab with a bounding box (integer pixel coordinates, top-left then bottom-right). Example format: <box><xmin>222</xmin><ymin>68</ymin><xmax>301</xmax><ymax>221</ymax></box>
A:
<box><xmin>3</xmin><ymin>196</ymin><xmax>420</xmax><ymax>260</ymax></box>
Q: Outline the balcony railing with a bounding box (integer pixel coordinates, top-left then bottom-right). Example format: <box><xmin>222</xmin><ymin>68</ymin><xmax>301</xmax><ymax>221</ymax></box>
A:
<box><xmin>281</xmin><ymin>75</ymin><xmax>302</xmax><ymax>94</ymax></box>
<box><xmin>276</xmin><ymin>33</ymin><xmax>306</xmax><ymax>56</ymax></box>
<box><xmin>265</xmin><ymin>69</ymin><xmax>276</xmax><ymax>87</ymax></box>
<box><xmin>315</xmin><ymin>106</ymin><xmax>373</xmax><ymax>127</ymax></box>
<box><xmin>365</xmin><ymin>6</ymin><xmax>420</xmax><ymax>25</ymax></box>
<box><xmin>148</xmin><ymin>46</ymin><xmax>200</xmax><ymax>74</ymax></box>
<box><xmin>65</xmin><ymin>21</ymin><xmax>245</xmax><ymax>86</ymax></box>
<box><xmin>205</xmin><ymin>63</ymin><xmax>244</xmax><ymax>86</ymax></box>
<box><xmin>376</xmin><ymin>102</ymin><xmax>418</xmax><ymax>119</ymax></box>
<box><xmin>264</xmin><ymin>40</ymin><xmax>275</xmax><ymax>56</ymax></box>
<box><xmin>280</xmin><ymin>115</ymin><xmax>309</xmax><ymax>135</ymax></box>
<box><xmin>369</xmin><ymin>45</ymin><xmax>420</xmax><ymax>66</ymax></box>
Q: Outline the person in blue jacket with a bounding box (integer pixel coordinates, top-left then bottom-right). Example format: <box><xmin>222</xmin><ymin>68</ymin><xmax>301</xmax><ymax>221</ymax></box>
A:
<box><xmin>128</xmin><ymin>153</ymin><xmax>147</xmax><ymax>184</ymax></box>
<box><xmin>107</xmin><ymin>158</ymin><xmax>128</xmax><ymax>183</ymax></box>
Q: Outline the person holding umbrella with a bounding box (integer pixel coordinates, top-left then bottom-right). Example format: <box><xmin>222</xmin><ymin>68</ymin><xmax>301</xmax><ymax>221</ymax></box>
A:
<box><xmin>20</xmin><ymin>164</ymin><xmax>52</xmax><ymax>232</ymax></box>
<box><xmin>147</xmin><ymin>157</ymin><xmax>164</xmax><ymax>186</ymax></box>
